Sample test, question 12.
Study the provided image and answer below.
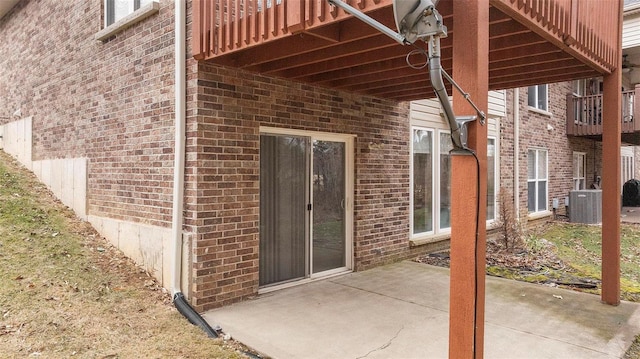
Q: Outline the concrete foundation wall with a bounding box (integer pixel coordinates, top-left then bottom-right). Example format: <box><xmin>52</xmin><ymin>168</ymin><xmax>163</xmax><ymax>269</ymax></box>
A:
<box><xmin>0</xmin><ymin>116</ymin><xmax>180</xmax><ymax>291</ymax></box>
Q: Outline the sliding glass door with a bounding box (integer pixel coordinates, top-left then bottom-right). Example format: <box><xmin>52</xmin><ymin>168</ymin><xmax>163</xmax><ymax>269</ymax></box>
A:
<box><xmin>312</xmin><ymin>140</ymin><xmax>346</xmax><ymax>273</ymax></box>
<box><xmin>259</xmin><ymin>135</ymin><xmax>309</xmax><ymax>286</ymax></box>
<box><xmin>260</xmin><ymin>131</ymin><xmax>352</xmax><ymax>287</ymax></box>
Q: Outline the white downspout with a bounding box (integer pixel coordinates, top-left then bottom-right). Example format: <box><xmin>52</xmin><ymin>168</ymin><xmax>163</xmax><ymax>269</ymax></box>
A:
<box><xmin>171</xmin><ymin>0</ymin><xmax>186</xmax><ymax>296</ymax></box>
<box><xmin>168</xmin><ymin>1</ymin><xmax>220</xmax><ymax>338</ymax></box>
<box><xmin>513</xmin><ymin>88</ymin><xmax>520</xmax><ymax>219</ymax></box>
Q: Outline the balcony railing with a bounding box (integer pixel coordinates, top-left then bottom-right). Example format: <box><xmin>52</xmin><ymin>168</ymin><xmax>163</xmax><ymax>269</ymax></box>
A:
<box><xmin>193</xmin><ymin>0</ymin><xmax>620</xmax><ymax>74</ymax></box>
<box><xmin>566</xmin><ymin>85</ymin><xmax>640</xmax><ymax>139</ymax></box>
<box><xmin>191</xmin><ymin>0</ymin><xmax>391</xmax><ymax>60</ymax></box>
<box><xmin>491</xmin><ymin>0</ymin><xmax>619</xmax><ymax>74</ymax></box>
<box><xmin>190</xmin><ymin>1</ymin><xmax>621</xmax><ymax>102</ymax></box>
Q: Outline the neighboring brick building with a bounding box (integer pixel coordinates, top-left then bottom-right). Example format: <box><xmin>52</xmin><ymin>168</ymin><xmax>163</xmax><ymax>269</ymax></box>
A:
<box><xmin>501</xmin><ymin>82</ymin><xmax>638</xmax><ymax>226</ymax></box>
<box><xmin>0</xmin><ymin>0</ymin><xmax>634</xmax><ymax>312</ymax></box>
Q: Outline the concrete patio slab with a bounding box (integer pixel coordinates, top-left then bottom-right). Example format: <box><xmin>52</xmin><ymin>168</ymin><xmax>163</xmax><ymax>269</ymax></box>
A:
<box><xmin>622</xmin><ymin>207</ymin><xmax>640</xmax><ymax>224</ymax></box>
<box><xmin>203</xmin><ymin>261</ymin><xmax>640</xmax><ymax>359</ymax></box>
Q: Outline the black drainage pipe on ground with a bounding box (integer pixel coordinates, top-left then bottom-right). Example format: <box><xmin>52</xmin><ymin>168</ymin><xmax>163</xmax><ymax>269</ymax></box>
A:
<box><xmin>173</xmin><ymin>292</ymin><xmax>219</xmax><ymax>338</ymax></box>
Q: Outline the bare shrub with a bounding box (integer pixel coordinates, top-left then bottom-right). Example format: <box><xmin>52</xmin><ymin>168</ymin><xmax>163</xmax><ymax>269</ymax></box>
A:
<box><xmin>496</xmin><ymin>188</ymin><xmax>527</xmax><ymax>251</ymax></box>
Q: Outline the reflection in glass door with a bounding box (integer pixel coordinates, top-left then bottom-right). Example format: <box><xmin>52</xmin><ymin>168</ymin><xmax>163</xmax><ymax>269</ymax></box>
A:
<box><xmin>259</xmin><ymin>134</ymin><xmax>309</xmax><ymax>286</ymax></box>
<box><xmin>312</xmin><ymin>140</ymin><xmax>346</xmax><ymax>274</ymax></box>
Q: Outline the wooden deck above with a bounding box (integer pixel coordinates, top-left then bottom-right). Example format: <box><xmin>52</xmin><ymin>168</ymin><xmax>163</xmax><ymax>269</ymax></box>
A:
<box><xmin>192</xmin><ymin>0</ymin><xmax>621</xmax><ymax>101</ymax></box>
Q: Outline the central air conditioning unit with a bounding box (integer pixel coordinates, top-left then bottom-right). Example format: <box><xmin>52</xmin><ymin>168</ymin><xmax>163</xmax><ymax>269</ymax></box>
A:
<box><xmin>569</xmin><ymin>190</ymin><xmax>602</xmax><ymax>224</ymax></box>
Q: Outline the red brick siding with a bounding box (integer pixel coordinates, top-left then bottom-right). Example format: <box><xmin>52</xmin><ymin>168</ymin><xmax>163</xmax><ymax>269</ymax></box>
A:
<box><xmin>0</xmin><ymin>0</ymin><xmax>177</xmax><ymax>227</ymax></box>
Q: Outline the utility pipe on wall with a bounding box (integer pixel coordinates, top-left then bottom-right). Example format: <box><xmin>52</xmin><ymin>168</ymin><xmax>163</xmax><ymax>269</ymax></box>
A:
<box><xmin>171</xmin><ymin>0</ymin><xmax>186</xmax><ymax>297</ymax></box>
<box><xmin>513</xmin><ymin>88</ymin><xmax>520</xmax><ymax>219</ymax></box>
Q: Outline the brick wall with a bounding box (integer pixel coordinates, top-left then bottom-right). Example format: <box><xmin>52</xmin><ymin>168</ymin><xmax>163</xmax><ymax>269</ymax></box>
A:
<box><xmin>0</xmin><ymin>0</ymin><xmax>435</xmax><ymax>311</ymax></box>
<box><xmin>0</xmin><ymin>0</ymin><xmax>176</xmax><ymax>227</ymax></box>
<box><xmin>187</xmin><ymin>62</ymin><xmax>425</xmax><ymax>310</ymax></box>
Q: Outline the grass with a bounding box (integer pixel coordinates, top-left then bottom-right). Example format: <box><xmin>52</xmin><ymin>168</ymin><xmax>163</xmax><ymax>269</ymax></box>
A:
<box><xmin>0</xmin><ymin>151</ymin><xmax>247</xmax><ymax>358</ymax></box>
<box><xmin>532</xmin><ymin>222</ymin><xmax>640</xmax><ymax>359</ymax></box>
<box><xmin>539</xmin><ymin>223</ymin><xmax>640</xmax><ymax>302</ymax></box>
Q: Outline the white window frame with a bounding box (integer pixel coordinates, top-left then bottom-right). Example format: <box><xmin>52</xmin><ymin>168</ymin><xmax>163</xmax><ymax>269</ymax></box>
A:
<box><xmin>527</xmin><ymin>148</ymin><xmax>548</xmax><ymax>214</ymax></box>
<box><xmin>410</xmin><ymin>127</ymin><xmax>500</xmax><ymax>239</ymax></box>
<box><xmin>258</xmin><ymin>126</ymin><xmax>355</xmax><ymax>286</ymax></box>
<box><xmin>96</xmin><ymin>0</ymin><xmax>159</xmax><ymax>41</ymax></box>
<box><xmin>105</xmin><ymin>0</ymin><xmax>151</xmax><ymax>27</ymax></box>
<box><xmin>528</xmin><ymin>84</ymin><xmax>549</xmax><ymax>113</ymax></box>
<box><xmin>572</xmin><ymin>152</ymin><xmax>586</xmax><ymax>190</ymax></box>
<box><xmin>409</xmin><ymin>127</ymin><xmax>455</xmax><ymax>238</ymax></box>
<box><xmin>410</xmin><ymin>126</ymin><xmax>436</xmax><ymax>237</ymax></box>
<box><xmin>573</xmin><ymin>79</ymin><xmax>587</xmax><ymax>96</ymax></box>
<box><xmin>436</xmin><ymin>130</ymin><xmax>453</xmax><ymax>234</ymax></box>
<box><xmin>410</xmin><ymin>100</ymin><xmax>501</xmax><ymax>243</ymax></box>
<box><xmin>487</xmin><ymin>136</ymin><xmax>499</xmax><ymax>223</ymax></box>
<box><xmin>621</xmin><ymin>147</ymin><xmax>635</xmax><ymax>191</ymax></box>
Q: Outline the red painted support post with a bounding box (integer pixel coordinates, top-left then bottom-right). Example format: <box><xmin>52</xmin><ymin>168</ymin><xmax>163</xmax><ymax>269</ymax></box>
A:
<box><xmin>449</xmin><ymin>1</ymin><xmax>489</xmax><ymax>358</ymax></box>
<box><xmin>601</xmin><ymin>0</ymin><xmax>623</xmax><ymax>306</ymax></box>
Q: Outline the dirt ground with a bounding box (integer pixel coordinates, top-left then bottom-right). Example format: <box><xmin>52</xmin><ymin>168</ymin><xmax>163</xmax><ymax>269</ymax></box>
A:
<box><xmin>416</xmin><ymin>234</ymin><xmax>599</xmax><ymax>290</ymax></box>
<box><xmin>0</xmin><ymin>151</ymin><xmax>261</xmax><ymax>358</ymax></box>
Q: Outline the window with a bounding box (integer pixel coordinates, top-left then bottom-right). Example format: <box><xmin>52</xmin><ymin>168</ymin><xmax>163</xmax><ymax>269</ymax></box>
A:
<box><xmin>412</xmin><ymin>129</ymin><xmax>434</xmax><ymax>234</ymax></box>
<box><xmin>258</xmin><ymin>0</ymin><xmax>283</xmax><ymax>11</ymax></box>
<box><xmin>105</xmin><ymin>0</ymin><xmax>153</xmax><ymax>27</ymax></box>
<box><xmin>412</xmin><ymin>127</ymin><xmax>499</xmax><ymax>237</ymax></box>
<box><xmin>573</xmin><ymin>152</ymin><xmax>586</xmax><ymax>190</ymax></box>
<box><xmin>411</xmin><ymin>128</ymin><xmax>451</xmax><ymax>236</ymax></box>
<box><xmin>487</xmin><ymin>138</ymin><xmax>497</xmax><ymax>221</ymax></box>
<box><xmin>439</xmin><ymin>133</ymin><xmax>453</xmax><ymax>229</ymax></box>
<box><xmin>621</xmin><ymin>147</ymin><xmax>635</xmax><ymax>189</ymax></box>
<box><xmin>573</xmin><ymin>79</ymin><xmax>587</xmax><ymax>96</ymax></box>
<box><xmin>528</xmin><ymin>149</ymin><xmax>548</xmax><ymax>213</ymax></box>
<box><xmin>97</xmin><ymin>0</ymin><xmax>159</xmax><ymax>41</ymax></box>
<box><xmin>528</xmin><ymin>85</ymin><xmax>548</xmax><ymax>112</ymax></box>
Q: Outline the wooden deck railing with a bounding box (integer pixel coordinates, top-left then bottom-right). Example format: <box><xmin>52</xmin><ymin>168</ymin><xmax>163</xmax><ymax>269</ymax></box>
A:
<box><xmin>191</xmin><ymin>0</ymin><xmax>391</xmax><ymax>60</ymax></box>
<box><xmin>193</xmin><ymin>0</ymin><xmax>620</xmax><ymax>74</ymax></box>
<box><xmin>483</xmin><ymin>0</ymin><xmax>619</xmax><ymax>73</ymax></box>
<box><xmin>567</xmin><ymin>85</ymin><xmax>640</xmax><ymax>137</ymax></box>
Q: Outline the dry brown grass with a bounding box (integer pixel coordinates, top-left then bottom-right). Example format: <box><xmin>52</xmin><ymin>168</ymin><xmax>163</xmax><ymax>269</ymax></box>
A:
<box><xmin>0</xmin><ymin>151</ymin><xmax>248</xmax><ymax>358</ymax></box>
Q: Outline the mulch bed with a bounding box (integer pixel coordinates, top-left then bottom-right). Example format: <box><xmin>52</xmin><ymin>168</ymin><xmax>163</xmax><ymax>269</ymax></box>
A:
<box><xmin>415</xmin><ymin>237</ymin><xmax>600</xmax><ymax>290</ymax></box>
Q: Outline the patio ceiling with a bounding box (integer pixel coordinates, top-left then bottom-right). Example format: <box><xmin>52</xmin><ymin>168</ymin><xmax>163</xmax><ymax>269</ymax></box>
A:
<box><xmin>193</xmin><ymin>0</ymin><xmax>620</xmax><ymax>102</ymax></box>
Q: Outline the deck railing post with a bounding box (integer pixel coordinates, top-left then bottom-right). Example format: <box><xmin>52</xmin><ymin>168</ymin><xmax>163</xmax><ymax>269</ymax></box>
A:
<box><xmin>634</xmin><ymin>84</ymin><xmax>640</xmax><ymax>132</ymax></box>
<box><xmin>566</xmin><ymin>93</ymin><xmax>576</xmax><ymax>136</ymax></box>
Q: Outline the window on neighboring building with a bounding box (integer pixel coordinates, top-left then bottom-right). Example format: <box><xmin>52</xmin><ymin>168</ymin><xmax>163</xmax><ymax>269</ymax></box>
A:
<box><xmin>412</xmin><ymin>127</ymin><xmax>499</xmax><ymax>237</ymax></box>
<box><xmin>258</xmin><ymin>0</ymin><xmax>283</xmax><ymax>11</ymax></box>
<box><xmin>487</xmin><ymin>138</ymin><xmax>497</xmax><ymax>221</ymax></box>
<box><xmin>621</xmin><ymin>147</ymin><xmax>635</xmax><ymax>189</ymax></box>
<box><xmin>573</xmin><ymin>152</ymin><xmax>586</xmax><ymax>190</ymax></box>
<box><xmin>105</xmin><ymin>0</ymin><xmax>153</xmax><ymax>27</ymax></box>
<box><xmin>573</xmin><ymin>79</ymin><xmax>587</xmax><ymax>96</ymax></box>
<box><xmin>528</xmin><ymin>149</ymin><xmax>548</xmax><ymax>213</ymax></box>
<box><xmin>528</xmin><ymin>85</ymin><xmax>548</xmax><ymax>112</ymax></box>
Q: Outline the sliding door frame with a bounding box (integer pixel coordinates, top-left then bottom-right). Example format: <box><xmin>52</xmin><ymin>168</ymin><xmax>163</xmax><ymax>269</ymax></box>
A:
<box><xmin>259</xmin><ymin>126</ymin><xmax>355</xmax><ymax>291</ymax></box>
